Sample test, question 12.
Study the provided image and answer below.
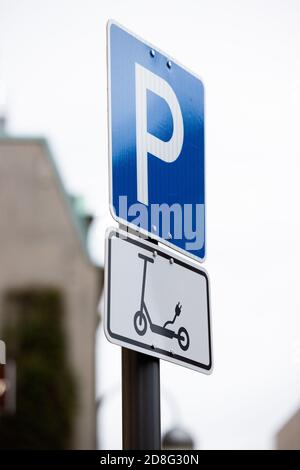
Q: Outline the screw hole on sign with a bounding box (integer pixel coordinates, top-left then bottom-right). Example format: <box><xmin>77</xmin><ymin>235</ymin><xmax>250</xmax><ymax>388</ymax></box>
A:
<box><xmin>167</xmin><ymin>60</ymin><xmax>172</xmax><ymax>69</ymax></box>
<box><xmin>150</xmin><ymin>49</ymin><xmax>155</xmax><ymax>58</ymax></box>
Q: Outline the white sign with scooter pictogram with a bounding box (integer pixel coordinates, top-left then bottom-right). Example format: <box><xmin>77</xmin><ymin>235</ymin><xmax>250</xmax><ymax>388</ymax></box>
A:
<box><xmin>104</xmin><ymin>228</ymin><xmax>212</xmax><ymax>374</ymax></box>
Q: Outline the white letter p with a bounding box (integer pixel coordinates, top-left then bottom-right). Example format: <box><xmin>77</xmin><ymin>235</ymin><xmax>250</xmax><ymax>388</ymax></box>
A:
<box><xmin>135</xmin><ymin>63</ymin><xmax>184</xmax><ymax>206</ymax></box>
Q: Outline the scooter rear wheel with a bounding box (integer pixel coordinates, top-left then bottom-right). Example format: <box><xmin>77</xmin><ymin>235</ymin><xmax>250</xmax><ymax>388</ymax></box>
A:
<box><xmin>178</xmin><ymin>327</ymin><xmax>190</xmax><ymax>351</ymax></box>
<box><xmin>134</xmin><ymin>311</ymin><xmax>147</xmax><ymax>336</ymax></box>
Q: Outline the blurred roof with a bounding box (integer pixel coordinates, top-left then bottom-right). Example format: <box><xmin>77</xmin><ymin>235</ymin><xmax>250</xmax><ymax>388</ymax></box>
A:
<box><xmin>276</xmin><ymin>407</ymin><xmax>300</xmax><ymax>450</ymax></box>
<box><xmin>162</xmin><ymin>426</ymin><xmax>194</xmax><ymax>450</ymax></box>
<box><xmin>0</xmin><ymin>135</ymin><xmax>94</xmax><ymax>263</ymax></box>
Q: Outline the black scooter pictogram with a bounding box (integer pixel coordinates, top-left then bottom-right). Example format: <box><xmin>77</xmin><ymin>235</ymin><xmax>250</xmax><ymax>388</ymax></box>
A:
<box><xmin>133</xmin><ymin>253</ymin><xmax>190</xmax><ymax>351</ymax></box>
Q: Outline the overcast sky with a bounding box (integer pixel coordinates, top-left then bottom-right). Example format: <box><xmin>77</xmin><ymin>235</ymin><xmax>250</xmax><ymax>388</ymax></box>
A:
<box><xmin>1</xmin><ymin>0</ymin><xmax>300</xmax><ymax>449</ymax></box>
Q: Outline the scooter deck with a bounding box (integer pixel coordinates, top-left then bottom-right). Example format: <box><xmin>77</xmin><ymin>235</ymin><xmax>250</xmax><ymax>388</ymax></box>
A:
<box><xmin>150</xmin><ymin>323</ymin><xmax>175</xmax><ymax>339</ymax></box>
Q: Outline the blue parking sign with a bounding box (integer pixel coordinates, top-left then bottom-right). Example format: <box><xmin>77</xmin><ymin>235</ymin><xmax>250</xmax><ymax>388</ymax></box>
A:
<box><xmin>107</xmin><ymin>21</ymin><xmax>205</xmax><ymax>261</ymax></box>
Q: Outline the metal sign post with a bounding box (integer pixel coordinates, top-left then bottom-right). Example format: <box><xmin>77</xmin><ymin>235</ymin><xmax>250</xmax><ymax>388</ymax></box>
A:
<box><xmin>121</xmin><ymin>231</ymin><xmax>161</xmax><ymax>450</ymax></box>
<box><xmin>122</xmin><ymin>348</ymin><xmax>161</xmax><ymax>450</ymax></box>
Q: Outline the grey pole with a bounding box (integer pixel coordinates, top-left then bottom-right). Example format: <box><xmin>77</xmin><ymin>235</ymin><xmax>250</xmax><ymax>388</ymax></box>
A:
<box><xmin>122</xmin><ymin>348</ymin><xmax>161</xmax><ymax>450</ymax></box>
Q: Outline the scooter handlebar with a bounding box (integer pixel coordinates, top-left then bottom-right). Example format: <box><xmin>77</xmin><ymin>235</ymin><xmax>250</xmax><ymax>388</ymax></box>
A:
<box><xmin>138</xmin><ymin>253</ymin><xmax>155</xmax><ymax>263</ymax></box>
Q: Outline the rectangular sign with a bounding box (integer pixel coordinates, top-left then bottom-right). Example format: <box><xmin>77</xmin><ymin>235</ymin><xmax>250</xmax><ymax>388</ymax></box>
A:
<box><xmin>107</xmin><ymin>21</ymin><xmax>206</xmax><ymax>261</ymax></box>
<box><xmin>104</xmin><ymin>228</ymin><xmax>212</xmax><ymax>374</ymax></box>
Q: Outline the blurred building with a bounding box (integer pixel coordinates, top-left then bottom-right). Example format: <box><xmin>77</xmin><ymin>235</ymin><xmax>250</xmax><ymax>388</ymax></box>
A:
<box><xmin>0</xmin><ymin>135</ymin><xmax>103</xmax><ymax>449</ymax></box>
<box><xmin>276</xmin><ymin>408</ymin><xmax>300</xmax><ymax>450</ymax></box>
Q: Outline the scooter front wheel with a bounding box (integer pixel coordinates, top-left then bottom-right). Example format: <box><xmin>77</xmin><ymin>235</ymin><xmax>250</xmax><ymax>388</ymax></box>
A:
<box><xmin>134</xmin><ymin>311</ymin><xmax>147</xmax><ymax>336</ymax></box>
<box><xmin>178</xmin><ymin>327</ymin><xmax>190</xmax><ymax>351</ymax></box>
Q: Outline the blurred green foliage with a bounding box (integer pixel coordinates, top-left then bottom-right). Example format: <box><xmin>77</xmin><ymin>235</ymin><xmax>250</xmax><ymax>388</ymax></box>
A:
<box><xmin>0</xmin><ymin>289</ymin><xmax>76</xmax><ymax>449</ymax></box>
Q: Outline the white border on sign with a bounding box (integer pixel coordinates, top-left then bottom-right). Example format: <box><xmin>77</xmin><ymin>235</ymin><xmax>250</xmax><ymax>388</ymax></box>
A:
<box><xmin>104</xmin><ymin>226</ymin><xmax>213</xmax><ymax>375</ymax></box>
<box><xmin>106</xmin><ymin>19</ymin><xmax>207</xmax><ymax>264</ymax></box>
